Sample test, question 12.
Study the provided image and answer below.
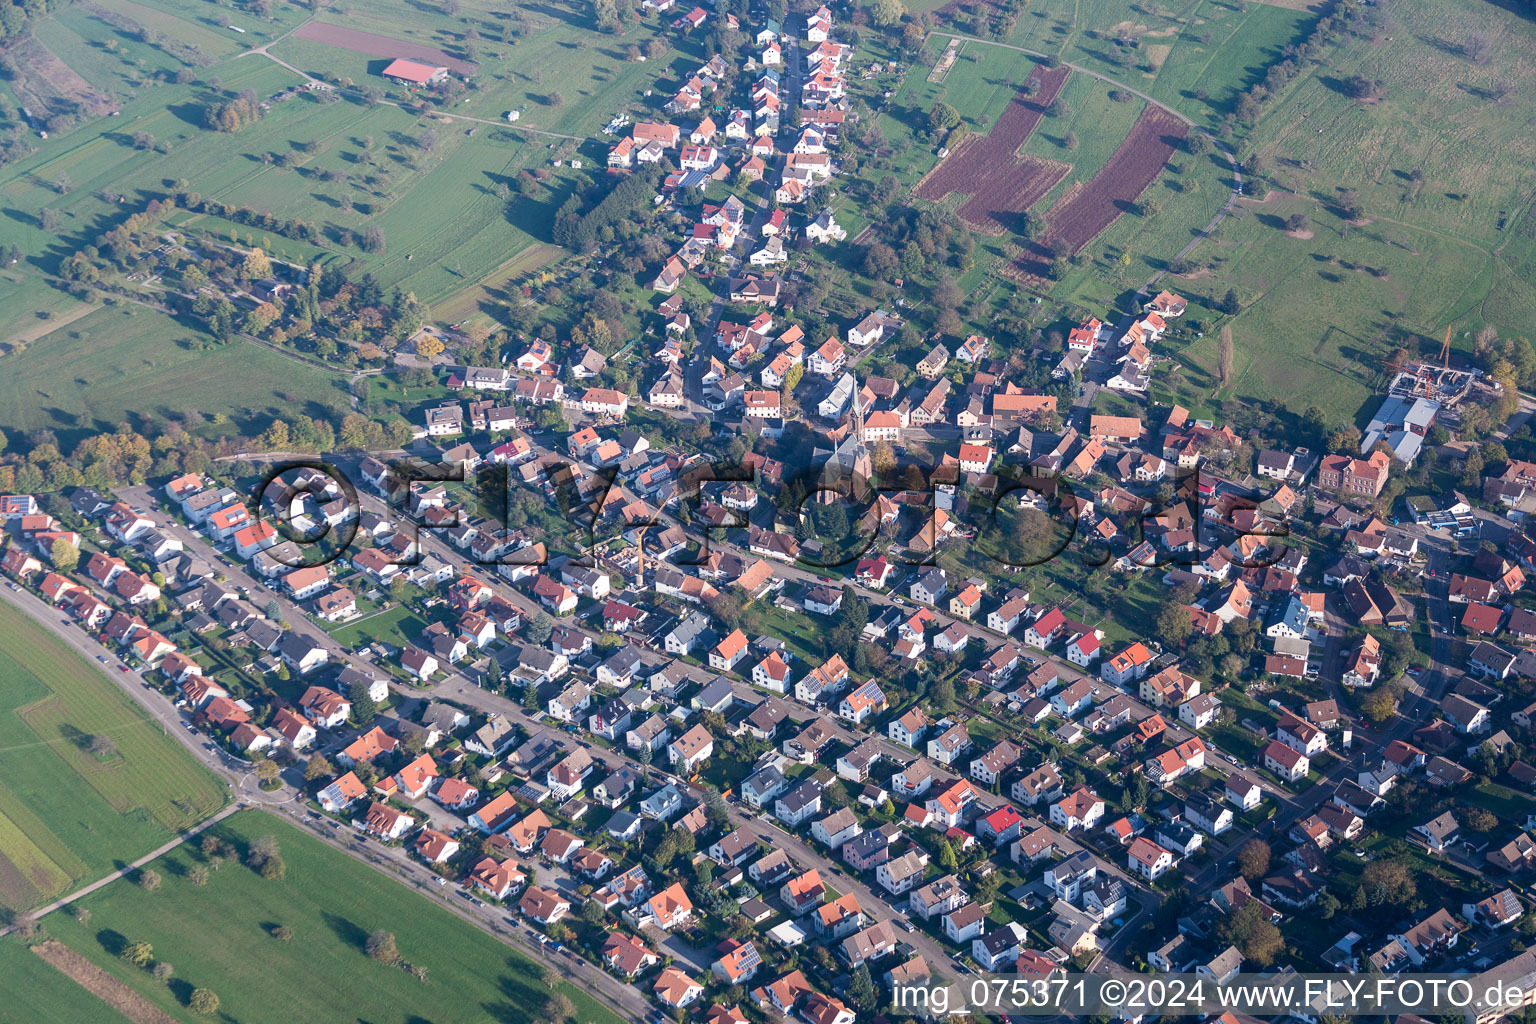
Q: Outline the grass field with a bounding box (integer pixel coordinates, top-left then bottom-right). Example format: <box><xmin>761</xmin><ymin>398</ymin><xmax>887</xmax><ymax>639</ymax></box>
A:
<box><xmin>0</xmin><ymin>938</ymin><xmax>138</xmax><ymax>1024</ymax></box>
<box><xmin>0</xmin><ymin>303</ymin><xmax>350</xmax><ymax>449</ymax></box>
<box><xmin>18</xmin><ymin>809</ymin><xmax>623</xmax><ymax>1024</ymax></box>
<box><xmin>0</xmin><ymin>600</ymin><xmax>227</xmax><ymax>911</ymax></box>
<box><xmin>0</xmin><ymin>2</ymin><xmax>593</xmax><ymax>307</ymax></box>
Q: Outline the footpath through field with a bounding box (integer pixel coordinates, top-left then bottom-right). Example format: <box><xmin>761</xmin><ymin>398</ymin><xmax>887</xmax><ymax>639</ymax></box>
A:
<box><xmin>0</xmin><ymin>805</ymin><xmax>241</xmax><ymax>938</ymax></box>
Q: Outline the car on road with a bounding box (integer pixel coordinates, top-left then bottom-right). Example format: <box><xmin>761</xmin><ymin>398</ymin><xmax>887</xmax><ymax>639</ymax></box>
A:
<box><xmin>97</xmin><ymin>655</ymin><xmax>107</xmax><ymax>663</ymax></box>
<box><xmin>119</xmin><ymin>664</ymin><xmax>129</xmax><ymax>671</ymax></box>
<box><xmin>433</xmin><ymin>876</ymin><xmax>447</xmax><ymax>886</ymax></box>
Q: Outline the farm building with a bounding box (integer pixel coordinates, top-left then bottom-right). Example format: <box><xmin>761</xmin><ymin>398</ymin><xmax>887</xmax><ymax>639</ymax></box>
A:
<box><xmin>382</xmin><ymin>59</ymin><xmax>449</xmax><ymax>86</ymax></box>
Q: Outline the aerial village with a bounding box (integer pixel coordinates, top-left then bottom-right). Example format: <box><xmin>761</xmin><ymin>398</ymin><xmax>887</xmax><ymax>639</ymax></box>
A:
<box><xmin>9</xmin><ymin>2</ymin><xmax>1536</xmax><ymax>1023</ymax></box>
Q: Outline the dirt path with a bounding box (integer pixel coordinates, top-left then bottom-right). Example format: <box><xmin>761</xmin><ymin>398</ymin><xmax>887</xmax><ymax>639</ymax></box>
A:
<box><xmin>0</xmin><ymin>296</ymin><xmax>98</xmax><ymax>348</ymax></box>
<box><xmin>31</xmin><ymin>941</ymin><xmax>182</xmax><ymax>1024</ymax></box>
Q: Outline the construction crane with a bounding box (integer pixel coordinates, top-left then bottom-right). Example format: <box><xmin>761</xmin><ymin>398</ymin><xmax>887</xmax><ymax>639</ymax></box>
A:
<box><xmin>632</xmin><ymin>523</ymin><xmax>652</xmax><ymax>590</ymax></box>
<box><xmin>1440</xmin><ymin>325</ymin><xmax>1452</xmax><ymax>371</ymax></box>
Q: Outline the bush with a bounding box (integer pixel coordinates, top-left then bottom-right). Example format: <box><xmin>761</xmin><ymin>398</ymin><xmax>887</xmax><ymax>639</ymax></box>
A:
<box><xmin>189</xmin><ymin>988</ymin><xmax>220</xmax><ymax>1016</ymax></box>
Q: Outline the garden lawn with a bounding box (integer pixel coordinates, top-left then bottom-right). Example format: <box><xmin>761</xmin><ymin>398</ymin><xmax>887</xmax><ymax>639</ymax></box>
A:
<box><xmin>0</xmin><ymin>600</ymin><xmax>227</xmax><ymax>912</ymax></box>
<box><xmin>326</xmin><ymin>604</ymin><xmax>429</xmax><ymax>650</ymax></box>
<box><xmin>32</xmin><ymin>809</ymin><xmax>623</xmax><ymax>1024</ymax></box>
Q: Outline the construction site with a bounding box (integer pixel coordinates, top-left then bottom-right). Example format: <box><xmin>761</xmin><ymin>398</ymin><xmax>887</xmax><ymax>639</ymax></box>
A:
<box><xmin>1365</xmin><ymin>328</ymin><xmax>1493</xmax><ymax>465</ymax></box>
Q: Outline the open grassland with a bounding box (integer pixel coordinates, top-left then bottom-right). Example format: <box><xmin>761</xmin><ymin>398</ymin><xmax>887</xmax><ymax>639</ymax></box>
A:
<box><xmin>1244</xmin><ymin>0</ymin><xmax>1536</xmax><ymax>339</ymax></box>
<box><xmin>0</xmin><ymin>600</ymin><xmax>226</xmax><ymax>911</ymax></box>
<box><xmin>26</xmin><ymin>810</ymin><xmax>624</xmax><ymax>1024</ymax></box>
<box><xmin>0</xmin><ymin>938</ymin><xmax>142</xmax><ymax>1024</ymax></box>
<box><xmin>0</xmin><ymin>304</ymin><xmax>349</xmax><ymax>449</ymax></box>
<box><xmin>1</xmin><ymin>10</ymin><xmax>587</xmax><ymax>304</ymax></box>
<box><xmin>1149</xmin><ymin>190</ymin><xmax>1500</xmax><ymax>422</ymax></box>
<box><xmin>263</xmin><ymin>0</ymin><xmax>685</xmax><ymax>138</ymax></box>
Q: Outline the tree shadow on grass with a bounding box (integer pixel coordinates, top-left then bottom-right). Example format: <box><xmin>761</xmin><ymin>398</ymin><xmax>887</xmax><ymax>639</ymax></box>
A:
<box><xmin>321</xmin><ymin>911</ymin><xmax>369</xmax><ymax>953</ymax></box>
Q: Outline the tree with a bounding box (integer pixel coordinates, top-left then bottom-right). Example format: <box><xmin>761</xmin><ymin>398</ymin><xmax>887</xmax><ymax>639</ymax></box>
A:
<box><xmin>248</xmin><ymin>834</ymin><xmax>279</xmax><ymax>868</ymax></box>
<box><xmin>366</xmin><ymin>929</ymin><xmax>399</xmax><ymax>963</ymax></box>
<box><xmin>138</xmin><ymin>868</ymin><xmax>162</xmax><ymax>892</ymax></box>
<box><xmin>121</xmin><ymin>941</ymin><xmax>155</xmax><ymax>968</ymax></box>
<box><xmin>1361</xmin><ymin>859</ymin><xmax>1416</xmax><ymax>908</ymax></box>
<box><xmin>152</xmin><ymin>961</ymin><xmax>174</xmax><ymax>982</ymax></box>
<box><xmin>1218</xmin><ymin>288</ymin><xmax>1241</xmax><ymax>315</ymax></box>
<box><xmin>260</xmin><ymin>855</ymin><xmax>286</xmax><ymax>880</ymax></box>
<box><xmin>1285</xmin><ymin>213</ymin><xmax>1308</xmax><ymax>233</ymax></box>
<box><xmin>928</xmin><ymin>101</ymin><xmax>960</xmax><ymax>134</ymax></box>
<box><xmin>273</xmin><ymin>925</ymin><xmax>294</xmax><ymax>942</ymax></box>
<box><xmin>1236</xmin><ymin>839</ymin><xmax>1270</xmax><ymax>880</ymax></box>
<box><xmin>188</xmin><ymin>864</ymin><xmax>209</xmax><ymax>887</ymax></box>
<box><xmin>304</xmin><ymin>752</ymin><xmax>333</xmax><ymax>782</ymax></box>
<box><xmin>349</xmin><ymin>680</ymin><xmax>378</xmax><ymax>725</ymax></box>
<box><xmin>705</xmin><ymin>788</ymin><xmax>730</xmax><ymax>832</ymax></box>
<box><xmin>848</xmin><ymin>964</ymin><xmax>878</xmax><ymax>1009</ymax></box>
<box><xmin>1357</xmin><ymin>683</ymin><xmax>1399</xmax><ymax>725</ymax></box>
<box><xmin>871</xmin><ymin>0</ymin><xmax>906</xmax><ymax>28</ymax></box>
<box><xmin>1157</xmin><ymin>601</ymin><xmax>1192</xmax><ymax>647</ymax></box>
<box><xmin>544</xmin><ymin>993</ymin><xmax>575</xmax><ymax>1023</ymax></box>
<box><xmin>189</xmin><ymin>988</ymin><xmax>220</xmax><ymax>1016</ymax></box>
<box><xmin>50</xmin><ymin>537</ymin><xmax>79</xmax><ymax>571</ymax></box>
<box><xmin>255</xmin><ymin>758</ymin><xmax>282</xmax><ymax>788</ymax></box>
<box><xmin>241</xmin><ymin>247</ymin><xmax>273</xmax><ymax>281</ymax></box>
<box><xmin>526</xmin><ymin>611</ymin><xmax>554</xmax><ymax>644</ymax></box>
<box><xmin>937</xmin><ymin>838</ymin><xmax>958</xmax><ymax>870</ymax></box>
<box><xmin>1218</xmin><ymin>901</ymin><xmax>1283</xmax><ymax>967</ymax></box>
<box><xmin>1464</xmin><ymin>806</ymin><xmax>1497</xmax><ymax>833</ymax></box>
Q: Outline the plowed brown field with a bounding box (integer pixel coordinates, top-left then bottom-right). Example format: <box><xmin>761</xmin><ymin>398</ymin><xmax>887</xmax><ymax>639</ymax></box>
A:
<box><xmin>1013</xmin><ymin>105</ymin><xmax>1188</xmax><ymax>276</ymax></box>
<box><xmin>914</xmin><ymin>64</ymin><xmax>1072</xmax><ymax>235</ymax></box>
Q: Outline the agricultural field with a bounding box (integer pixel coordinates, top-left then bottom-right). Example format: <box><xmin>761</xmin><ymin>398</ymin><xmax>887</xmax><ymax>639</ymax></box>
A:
<box><xmin>1014</xmin><ymin>104</ymin><xmax>1188</xmax><ymax>276</ymax></box>
<box><xmin>913</xmin><ymin>63</ymin><xmax>1071</xmax><ymax>234</ymax></box>
<box><xmin>0</xmin><ymin>303</ymin><xmax>350</xmax><ymax>450</ymax></box>
<box><xmin>0</xmin><ymin>599</ymin><xmax>227</xmax><ymax>913</ymax></box>
<box><xmin>14</xmin><ymin>810</ymin><xmax>623</xmax><ymax>1024</ymax></box>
